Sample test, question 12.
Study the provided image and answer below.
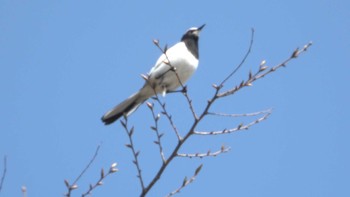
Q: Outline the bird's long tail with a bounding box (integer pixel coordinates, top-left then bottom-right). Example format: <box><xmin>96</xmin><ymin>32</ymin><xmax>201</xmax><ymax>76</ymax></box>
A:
<box><xmin>101</xmin><ymin>91</ymin><xmax>147</xmax><ymax>125</ymax></box>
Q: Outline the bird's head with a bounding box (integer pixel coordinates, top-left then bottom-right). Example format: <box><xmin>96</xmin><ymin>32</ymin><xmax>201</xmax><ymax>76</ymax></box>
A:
<box><xmin>181</xmin><ymin>24</ymin><xmax>205</xmax><ymax>41</ymax></box>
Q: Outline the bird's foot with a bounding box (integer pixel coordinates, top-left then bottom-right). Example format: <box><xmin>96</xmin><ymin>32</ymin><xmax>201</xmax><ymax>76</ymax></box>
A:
<box><xmin>181</xmin><ymin>86</ymin><xmax>188</xmax><ymax>93</ymax></box>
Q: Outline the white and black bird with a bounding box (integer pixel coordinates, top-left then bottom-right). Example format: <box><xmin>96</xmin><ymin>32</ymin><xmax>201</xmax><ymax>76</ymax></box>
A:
<box><xmin>101</xmin><ymin>24</ymin><xmax>205</xmax><ymax>125</ymax></box>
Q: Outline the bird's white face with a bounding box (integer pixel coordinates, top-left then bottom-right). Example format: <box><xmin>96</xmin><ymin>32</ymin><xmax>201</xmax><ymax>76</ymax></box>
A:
<box><xmin>188</xmin><ymin>27</ymin><xmax>198</xmax><ymax>31</ymax></box>
<box><xmin>186</xmin><ymin>27</ymin><xmax>201</xmax><ymax>36</ymax></box>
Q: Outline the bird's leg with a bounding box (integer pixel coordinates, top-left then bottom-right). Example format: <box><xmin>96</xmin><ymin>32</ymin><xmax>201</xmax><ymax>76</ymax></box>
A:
<box><xmin>166</xmin><ymin>90</ymin><xmax>182</xmax><ymax>94</ymax></box>
<box><xmin>181</xmin><ymin>85</ymin><xmax>187</xmax><ymax>93</ymax></box>
<box><xmin>166</xmin><ymin>86</ymin><xmax>187</xmax><ymax>94</ymax></box>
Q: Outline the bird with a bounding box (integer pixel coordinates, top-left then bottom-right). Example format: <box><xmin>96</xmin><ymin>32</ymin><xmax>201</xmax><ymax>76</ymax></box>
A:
<box><xmin>101</xmin><ymin>24</ymin><xmax>205</xmax><ymax>125</ymax></box>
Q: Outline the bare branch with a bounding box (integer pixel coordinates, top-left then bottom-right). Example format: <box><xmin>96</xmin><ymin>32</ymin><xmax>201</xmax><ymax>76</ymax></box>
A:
<box><xmin>81</xmin><ymin>163</ymin><xmax>118</xmax><ymax>197</ymax></box>
<box><xmin>64</xmin><ymin>144</ymin><xmax>101</xmax><ymax>196</ymax></box>
<box><xmin>141</xmin><ymin>69</ymin><xmax>183</xmax><ymax>141</ymax></box>
<box><xmin>141</xmin><ymin>86</ymin><xmax>221</xmax><ymax>197</ymax></box>
<box><xmin>182</xmin><ymin>86</ymin><xmax>199</xmax><ymax>120</ymax></box>
<box><xmin>73</xmin><ymin>145</ymin><xmax>101</xmax><ymax>184</ymax></box>
<box><xmin>138</xmin><ymin>35</ymin><xmax>311</xmax><ymax>196</ymax></box>
<box><xmin>121</xmin><ymin>117</ymin><xmax>146</xmax><ymax>192</ymax></box>
<box><xmin>147</xmin><ymin>102</ymin><xmax>166</xmax><ymax>163</ymax></box>
<box><xmin>194</xmin><ymin>112</ymin><xmax>271</xmax><ymax>135</ymax></box>
<box><xmin>218</xmin><ymin>42</ymin><xmax>313</xmax><ymax>98</ymax></box>
<box><xmin>0</xmin><ymin>156</ymin><xmax>7</xmax><ymax>193</ymax></box>
<box><xmin>151</xmin><ymin>94</ymin><xmax>182</xmax><ymax>141</ymax></box>
<box><xmin>166</xmin><ymin>164</ymin><xmax>203</xmax><ymax>197</ymax></box>
<box><xmin>220</xmin><ymin>28</ymin><xmax>255</xmax><ymax>86</ymax></box>
<box><xmin>208</xmin><ymin>108</ymin><xmax>272</xmax><ymax>117</ymax></box>
<box><xmin>177</xmin><ymin>145</ymin><xmax>231</xmax><ymax>158</ymax></box>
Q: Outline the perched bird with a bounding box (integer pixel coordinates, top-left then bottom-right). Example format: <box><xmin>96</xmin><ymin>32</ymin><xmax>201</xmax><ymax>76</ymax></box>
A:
<box><xmin>101</xmin><ymin>24</ymin><xmax>205</xmax><ymax>125</ymax></box>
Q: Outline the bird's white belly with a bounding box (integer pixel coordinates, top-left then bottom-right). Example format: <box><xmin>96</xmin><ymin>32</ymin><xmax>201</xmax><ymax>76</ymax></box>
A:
<box><xmin>147</xmin><ymin>42</ymin><xmax>199</xmax><ymax>93</ymax></box>
<box><xmin>163</xmin><ymin>57</ymin><xmax>198</xmax><ymax>90</ymax></box>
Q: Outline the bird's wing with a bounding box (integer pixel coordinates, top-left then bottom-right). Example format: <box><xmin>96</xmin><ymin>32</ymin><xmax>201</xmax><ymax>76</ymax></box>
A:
<box><xmin>148</xmin><ymin>42</ymin><xmax>184</xmax><ymax>79</ymax></box>
<box><xmin>148</xmin><ymin>53</ymin><xmax>168</xmax><ymax>78</ymax></box>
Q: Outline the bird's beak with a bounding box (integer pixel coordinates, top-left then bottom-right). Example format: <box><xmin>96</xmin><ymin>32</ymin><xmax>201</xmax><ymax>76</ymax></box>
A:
<box><xmin>198</xmin><ymin>24</ymin><xmax>206</xmax><ymax>31</ymax></box>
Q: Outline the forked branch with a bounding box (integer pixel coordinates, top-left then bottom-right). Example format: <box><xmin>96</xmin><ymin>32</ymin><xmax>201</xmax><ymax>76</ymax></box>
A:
<box><xmin>126</xmin><ymin>29</ymin><xmax>312</xmax><ymax>197</ymax></box>
<box><xmin>64</xmin><ymin>145</ymin><xmax>118</xmax><ymax>197</ymax></box>
<box><xmin>166</xmin><ymin>164</ymin><xmax>203</xmax><ymax>197</ymax></box>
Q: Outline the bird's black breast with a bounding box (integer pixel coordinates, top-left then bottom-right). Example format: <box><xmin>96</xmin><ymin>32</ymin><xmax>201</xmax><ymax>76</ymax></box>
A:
<box><xmin>182</xmin><ymin>36</ymin><xmax>199</xmax><ymax>59</ymax></box>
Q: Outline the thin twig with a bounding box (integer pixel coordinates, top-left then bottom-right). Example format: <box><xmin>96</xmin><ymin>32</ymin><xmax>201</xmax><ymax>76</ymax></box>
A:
<box><xmin>147</xmin><ymin>102</ymin><xmax>166</xmax><ymax>163</ymax></box>
<box><xmin>219</xmin><ymin>28</ymin><xmax>255</xmax><ymax>86</ymax></box>
<box><xmin>177</xmin><ymin>145</ymin><xmax>231</xmax><ymax>158</ymax></box>
<box><xmin>194</xmin><ymin>112</ymin><xmax>271</xmax><ymax>135</ymax></box>
<box><xmin>141</xmin><ymin>80</ymin><xmax>222</xmax><ymax>197</ymax></box>
<box><xmin>181</xmin><ymin>87</ymin><xmax>198</xmax><ymax>120</ymax></box>
<box><xmin>218</xmin><ymin>42</ymin><xmax>313</xmax><ymax>98</ymax></box>
<box><xmin>121</xmin><ymin>117</ymin><xmax>145</xmax><ymax>192</ymax></box>
<box><xmin>64</xmin><ymin>144</ymin><xmax>101</xmax><ymax>196</ymax></box>
<box><xmin>142</xmin><ymin>67</ymin><xmax>182</xmax><ymax>141</ymax></box>
<box><xmin>73</xmin><ymin>145</ymin><xmax>101</xmax><ymax>184</ymax></box>
<box><xmin>151</xmin><ymin>93</ymin><xmax>182</xmax><ymax>141</ymax></box>
<box><xmin>208</xmin><ymin>109</ymin><xmax>272</xmax><ymax>117</ymax></box>
<box><xmin>81</xmin><ymin>163</ymin><xmax>118</xmax><ymax>197</ymax></box>
<box><xmin>0</xmin><ymin>156</ymin><xmax>7</xmax><ymax>193</ymax></box>
<box><xmin>166</xmin><ymin>164</ymin><xmax>203</xmax><ymax>197</ymax></box>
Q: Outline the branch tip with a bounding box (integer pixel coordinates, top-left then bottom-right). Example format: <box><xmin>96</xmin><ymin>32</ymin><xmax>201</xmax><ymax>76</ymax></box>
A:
<box><xmin>64</xmin><ymin>179</ymin><xmax>70</xmax><ymax>188</ymax></box>
<box><xmin>100</xmin><ymin>168</ymin><xmax>105</xmax><ymax>178</ymax></box>
<box><xmin>291</xmin><ymin>48</ymin><xmax>299</xmax><ymax>58</ymax></box>
<box><xmin>146</xmin><ymin>102</ymin><xmax>153</xmax><ymax>109</ymax></box>
<box><xmin>152</xmin><ymin>39</ymin><xmax>159</xmax><ymax>46</ymax></box>
<box><xmin>70</xmin><ymin>184</ymin><xmax>78</xmax><ymax>190</ymax></box>
<box><xmin>140</xmin><ymin>74</ymin><xmax>149</xmax><ymax>81</ymax></box>
<box><xmin>129</xmin><ymin>126</ymin><xmax>134</xmax><ymax>136</ymax></box>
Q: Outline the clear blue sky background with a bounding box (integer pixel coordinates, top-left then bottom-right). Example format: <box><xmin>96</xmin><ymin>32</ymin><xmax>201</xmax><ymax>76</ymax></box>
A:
<box><xmin>1</xmin><ymin>0</ymin><xmax>349</xmax><ymax>196</ymax></box>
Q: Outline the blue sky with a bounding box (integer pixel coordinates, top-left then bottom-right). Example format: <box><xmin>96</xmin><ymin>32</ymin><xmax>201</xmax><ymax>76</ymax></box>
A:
<box><xmin>1</xmin><ymin>0</ymin><xmax>349</xmax><ymax>196</ymax></box>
